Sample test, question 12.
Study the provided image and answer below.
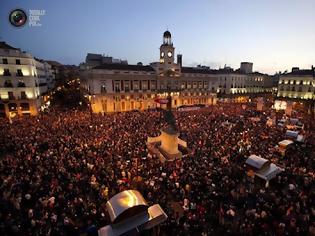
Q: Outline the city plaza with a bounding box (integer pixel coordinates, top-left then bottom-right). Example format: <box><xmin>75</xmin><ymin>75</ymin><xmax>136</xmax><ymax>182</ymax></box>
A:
<box><xmin>1</xmin><ymin>96</ymin><xmax>314</xmax><ymax>235</ymax></box>
<box><xmin>0</xmin><ymin>32</ymin><xmax>314</xmax><ymax>236</ymax></box>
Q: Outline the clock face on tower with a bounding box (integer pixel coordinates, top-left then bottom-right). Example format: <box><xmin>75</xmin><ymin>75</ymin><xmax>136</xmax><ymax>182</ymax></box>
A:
<box><xmin>161</xmin><ymin>52</ymin><xmax>164</xmax><ymax>58</ymax></box>
<box><xmin>167</xmin><ymin>51</ymin><xmax>172</xmax><ymax>58</ymax></box>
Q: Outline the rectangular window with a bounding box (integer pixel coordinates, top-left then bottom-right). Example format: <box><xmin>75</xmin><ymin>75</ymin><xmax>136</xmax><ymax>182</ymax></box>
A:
<box><xmin>187</xmin><ymin>82</ymin><xmax>192</xmax><ymax>89</ymax></box>
<box><xmin>3</xmin><ymin>69</ymin><xmax>10</xmax><ymax>76</ymax></box>
<box><xmin>181</xmin><ymin>82</ymin><xmax>186</xmax><ymax>89</ymax></box>
<box><xmin>8</xmin><ymin>92</ymin><xmax>14</xmax><ymax>100</ymax></box>
<box><xmin>16</xmin><ymin>59</ymin><xmax>21</xmax><ymax>65</ymax></box>
<box><xmin>124</xmin><ymin>81</ymin><xmax>130</xmax><ymax>92</ymax></box>
<box><xmin>18</xmin><ymin>80</ymin><xmax>25</xmax><ymax>87</ymax></box>
<box><xmin>101</xmin><ymin>85</ymin><xmax>107</xmax><ymax>94</ymax></box>
<box><xmin>142</xmin><ymin>80</ymin><xmax>147</xmax><ymax>90</ymax></box>
<box><xmin>17</xmin><ymin>69</ymin><xmax>23</xmax><ymax>77</ymax></box>
<box><xmin>4</xmin><ymin>80</ymin><xmax>13</xmax><ymax>87</ymax></box>
<box><xmin>21</xmin><ymin>91</ymin><xmax>27</xmax><ymax>99</ymax></box>
<box><xmin>198</xmin><ymin>81</ymin><xmax>203</xmax><ymax>88</ymax></box>
<box><xmin>134</xmin><ymin>81</ymin><xmax>139</xmax><ymax>90</ymax></box>
<box><xmin>2</xmin><ymin>58</ymin><xmax>8</xmax><ymax>64</ymax></box>
<box><xmin>203</xmin><ymin>81</ymin><xmax>208</xmax><ymax>88</ymax></box>
<box><xmin>151</xmin><ymin>81</ymin><xmax>156</xmax><ymax>90</ymax></box>
<box><xmin>114</xmin><ymin>81</ymin><xmax>120</xmax><ymax>92</ymax></box>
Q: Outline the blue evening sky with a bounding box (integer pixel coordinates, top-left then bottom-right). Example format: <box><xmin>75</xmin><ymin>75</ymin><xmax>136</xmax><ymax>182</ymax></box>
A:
<box><xmin>1</xmin><ymin>0</ymin><xmax>314</xmax><ymax>74</ymax></box>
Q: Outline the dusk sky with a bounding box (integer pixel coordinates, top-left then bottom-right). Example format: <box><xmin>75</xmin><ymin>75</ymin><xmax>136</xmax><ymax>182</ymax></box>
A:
<box><xmin>1</xmin><ymin>0</ymin><xmax>314</xmax><ymax>74</ymax></box>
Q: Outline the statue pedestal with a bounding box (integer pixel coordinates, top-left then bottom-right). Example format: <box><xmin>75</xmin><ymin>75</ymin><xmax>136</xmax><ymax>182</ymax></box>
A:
<box><xmin>147</xmin><ymin>126</ymin><xmax>187</xmax><ymax>163</ymax></box>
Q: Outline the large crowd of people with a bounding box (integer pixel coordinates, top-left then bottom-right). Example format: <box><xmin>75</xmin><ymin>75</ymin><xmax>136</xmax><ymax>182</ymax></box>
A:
<box><xmin>0</xmin><ymin>102</ymin><xmax>314</xmax><ymax>236</ymax></box>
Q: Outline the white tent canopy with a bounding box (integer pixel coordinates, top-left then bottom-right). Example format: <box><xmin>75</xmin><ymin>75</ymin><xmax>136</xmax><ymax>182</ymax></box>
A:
<box><xmin>245</xmin><ymin>155</ymin><xmax>270</xmax><ymax>170</ymax></box>
<box><xmin>278</xmin><ymin>139</ymin><xmax>294</xmax><ymax>148</ymax></box>
<box><xmin>286</xmin><ymin>130</ymin><xmax>299</xmax><ymax>139</ymax></box>
<box><xmin>255</xmin><ymin>163</ymin><xmax>283</xmax><ymax>181</ymax></box>
<box><xmin>245</xmin><ymin>155</ymin><xmax>284</xmax><ymax>186</ymax></box>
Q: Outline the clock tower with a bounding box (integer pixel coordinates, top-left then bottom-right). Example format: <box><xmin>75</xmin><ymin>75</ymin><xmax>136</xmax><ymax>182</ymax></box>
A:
<box><xmin>153</xmin><ymin>30</ymin><xmax>181</xmax><ymax>77</ymax></box>
<box><xmin>160</xmin><ymin>30</ymin><xmax>175</xmax><ymax>66</ymax></box>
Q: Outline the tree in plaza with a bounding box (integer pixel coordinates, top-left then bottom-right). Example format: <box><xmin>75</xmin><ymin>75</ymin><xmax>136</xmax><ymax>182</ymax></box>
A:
<box><xmin>51</xmin><ymin>80</ymin><xmax>89</xmax><ymax>110</ymax></box>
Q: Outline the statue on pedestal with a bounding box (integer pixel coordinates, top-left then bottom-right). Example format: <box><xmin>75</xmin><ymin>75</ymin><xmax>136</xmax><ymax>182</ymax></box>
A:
<box><xmin>147</xmin><ymin>94</ymin><xmax>187</xmax><ymax>163</ymax></box>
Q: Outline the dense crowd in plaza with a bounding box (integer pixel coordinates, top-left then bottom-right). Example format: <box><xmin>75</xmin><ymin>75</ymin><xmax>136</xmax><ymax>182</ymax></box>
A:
<box><xmin>0</xmin><ymin>103</ymin><xmax>314</xmax><ymax>236</ymax></box>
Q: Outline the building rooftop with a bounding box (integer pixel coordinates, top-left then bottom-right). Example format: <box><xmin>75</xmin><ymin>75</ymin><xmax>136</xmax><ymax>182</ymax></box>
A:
<box><xmin>181</xmin><ymin>67</ymin><xmax>218</xmax><ymax>74</ymax></box>
<box><xmin>46</xmin><ymin>60</ymin><xmax>63</xmax><ymax>67</ymax></box>
<box><xmin>0</xmin><ymin>42</ymin><xmax>19</xmax><ymax>50</ymax></box>
<box><xmin>250</xmin><ymin>72</ymin><xmax>268</xmax><ymax>76</ymax></box>
<box><xmin>282</xmin><ymin>69</ymin><xmax>314</xmax><ymax>76</ymax></box>
<box><xmin>93</xmin><ymin>63</ymin><xmax>155</xmax><ymax>72</ymax></box>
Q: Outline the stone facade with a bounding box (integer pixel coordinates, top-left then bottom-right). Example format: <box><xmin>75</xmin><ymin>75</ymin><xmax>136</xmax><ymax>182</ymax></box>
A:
<box><xmin>80</xmin><ymin>31</ymin><xmax>273</xmax><ymax>113</ymax></box>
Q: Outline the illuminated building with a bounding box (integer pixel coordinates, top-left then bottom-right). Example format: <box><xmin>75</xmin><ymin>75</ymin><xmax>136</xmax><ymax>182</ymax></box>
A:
<box><xmin>277</xmin><ymin>67</ymin><xmax>315</xmax><ymax>100</ymax></box>
<box><xmin>0</xmin><ymin>42</ymin><xmax>55</xmax><ymax>118</ymax></box>
<box><xmin>81</xmin><ymin>31</ymin><xmax>273</xmax><ymax>113</ymax></box>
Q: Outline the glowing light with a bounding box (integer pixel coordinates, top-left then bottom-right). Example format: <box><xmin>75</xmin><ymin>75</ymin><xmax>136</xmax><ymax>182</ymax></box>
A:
<box><xmin>22</xmin><ymin>69</ymin><xmax>30</xmax><ymax>76</ymax></box>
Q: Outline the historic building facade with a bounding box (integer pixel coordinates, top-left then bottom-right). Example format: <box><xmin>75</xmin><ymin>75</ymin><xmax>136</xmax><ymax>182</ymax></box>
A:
<box><xmin>277</xmin><ymin>67</ymin><xmax>315</xmax><ymax>100</ymax></box>
<box><xmin>0</xmin><ymin>42</ymin><xmax>55</xmax><ymax>118</ymax></box>
<box><xmin>81</xmin><ymin>31</ymin><xmax>272</xmax><ymax>113</ymax></box>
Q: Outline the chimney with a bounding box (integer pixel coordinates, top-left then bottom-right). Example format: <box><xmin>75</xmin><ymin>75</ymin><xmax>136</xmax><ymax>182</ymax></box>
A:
<box><xmin>177</xmin><ymin>54</ymin><xmax>182</xmax><ymax>67</ymax></box>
